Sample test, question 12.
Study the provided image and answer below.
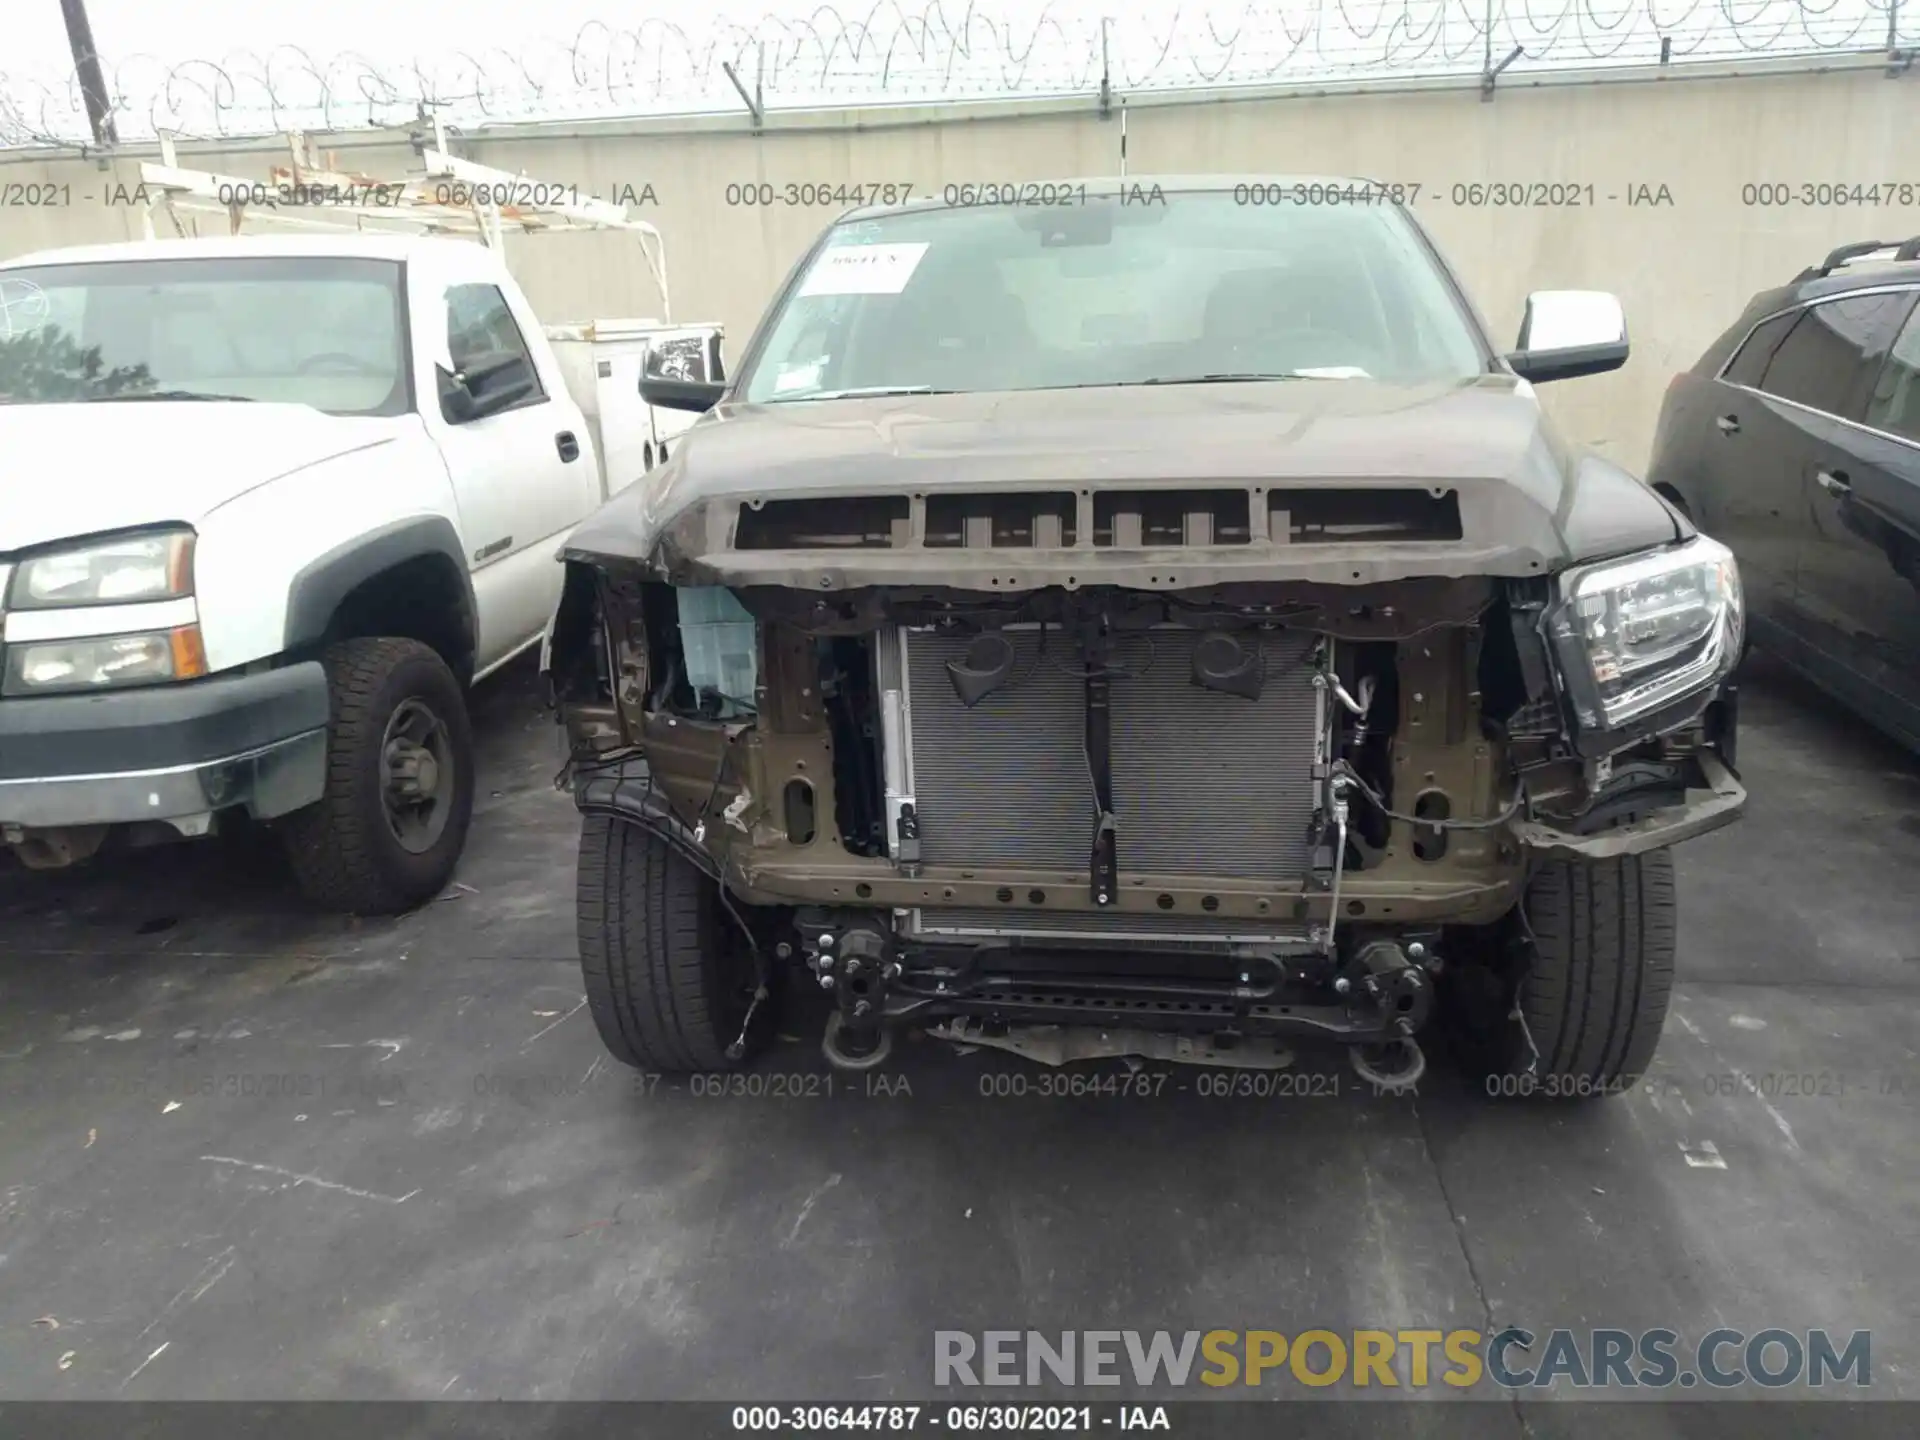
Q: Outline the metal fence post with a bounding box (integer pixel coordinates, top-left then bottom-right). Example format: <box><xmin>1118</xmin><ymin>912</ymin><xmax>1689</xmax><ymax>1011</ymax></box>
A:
<box><xmin>1481</xmin><ymin>0</ymin><xmax>1495</xmax><ymax>101</ymax></box>
<box><xmin>1099</xmin><ymin>17</ymin><xmax>1113</xmax><ymax>118</ymax></box>
<box><xmin>59</xmin><ymin>0</ymin><xmax>119</xmax><ymax>148</ymax></box>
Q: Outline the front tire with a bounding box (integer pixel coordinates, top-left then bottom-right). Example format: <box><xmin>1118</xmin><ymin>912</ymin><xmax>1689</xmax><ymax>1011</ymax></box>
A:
<box><xmin>576</xmin><ymin>813</ymin><xmax>768</xmax><ymax>1072</ymax></box>
<box><xmin>282</xmin><ymin>637</ymin><xmax>475</xmax><ymax>916</ymax></box>
<box><xmin>1452</xmin><ymin>851</ymin><xmax>1678</xmax><ymax>1100</ymax></box>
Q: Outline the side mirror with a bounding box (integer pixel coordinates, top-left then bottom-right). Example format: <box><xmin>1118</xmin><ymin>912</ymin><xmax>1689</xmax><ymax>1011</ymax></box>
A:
<box><xmin>1505</xmin><ymin>290</ymin><xmax>1629</xmax><ymax>384</ymax></box>
<box><xmin>439</xmin><ymin>351</ymin><xmax>538</xmax><ymax>424</ymax></box>
<box><xmin>640</xmin><ymin>375</ymin><xmax>727</xmax><ymax>413</ymax></box>
<box><xmin>640</xmin><ymin>340</ymin><xmax>725</xmax><ymax>413</ymax></box>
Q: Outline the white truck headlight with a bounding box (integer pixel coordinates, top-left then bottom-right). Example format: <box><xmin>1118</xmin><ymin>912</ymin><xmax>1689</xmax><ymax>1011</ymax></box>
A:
<box><xmin>8</xmin><ymin>530</ymin><xmax>195</xmax><ymax>609</ymax></box>
<box><xmin>2</xmin><ymin>628</ymin><xmax>209</xmax><ymax>696</ymax></box>
<box><xmin>1546</xmin><ymin>534</ymin><xmax>1743</xmax><ymax>736</ymax></box>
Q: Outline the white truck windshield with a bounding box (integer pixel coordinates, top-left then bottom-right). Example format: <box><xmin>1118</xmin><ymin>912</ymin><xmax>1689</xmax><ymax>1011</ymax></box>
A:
<box><xmin>0</xmin><ymin>255</ymin><xmax>408</xmax><ymax>415</ymax></box>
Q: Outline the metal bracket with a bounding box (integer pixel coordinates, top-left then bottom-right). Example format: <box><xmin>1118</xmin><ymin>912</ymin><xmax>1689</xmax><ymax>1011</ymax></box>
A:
<box><xmin>1085</xmin><ymin>655</ymin><xmax>1119</xmax><ymax>907</ymax></box>
<box><xmin>1589</xmin><ymin>754</ymin><xmax>1613</xmax><ymax>791</ymax></box>
<box><xmin>895</xmin><ymin>801</ymin><xmax>922</xmax><ymax>865</ymax></box>
<box><xmin>1323</xmin><ymin>784</ymin><xmax>1351</xmax><ymax>957</ymax></box>
<box><xmin>723</xmin><ymin>45</ymin><xmax>766</xmax><ymax>131</ymax></box>
<box><xmin>1480</xmin><ymin>44</ymin><xmax>1525</xmax><ymax>101</ymax></box>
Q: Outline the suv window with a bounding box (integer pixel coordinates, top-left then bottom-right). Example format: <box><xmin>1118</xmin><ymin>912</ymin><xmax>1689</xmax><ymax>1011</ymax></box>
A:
<box><xmin>1757</xmin><ymin>292</ymin><xmax>1908</xmax><ymax>416</ymax></box>
<box><xmin>1865</xmin><ymin>299</ymin><xmax>1920</xmax><ymax>443</ymax></box>
<box><xmin>446</xmin><ymin>283</ymin><xmax>545</xmax><ymax>398</ymax></box>
<box><xmin>1721</xmin><ymin>311</ymin><xmax>1797</xmax><ymax>387</ymax></box>
<box><xmin>739</xmin><ymin>193</ymin><xmax>1487</xmax><ymax>401</ymax></box>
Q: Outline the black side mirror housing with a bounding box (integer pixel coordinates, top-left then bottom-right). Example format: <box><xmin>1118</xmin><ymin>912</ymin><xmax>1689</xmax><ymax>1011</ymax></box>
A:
<box><xmin>642</xmin><ymin>376</ymin><xmax>728</xmax><ymax>414</ymax></box>
<box><xmin>439</xmin><ymin>351</ymin><xmax>538</xmax><ymax>423</ymax></box>
<box><xmin>438</xmin><ymin>369</ymin><xmax>477</xmax><ymax>424</ymax></box>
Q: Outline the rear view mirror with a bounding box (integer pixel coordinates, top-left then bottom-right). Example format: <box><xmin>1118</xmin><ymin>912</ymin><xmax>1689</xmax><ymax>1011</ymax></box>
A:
<box><xmin>1022</xmin><ymin>204</ymin><xmax>1115</xmax><ymax>248</ymax></box>
<box><xmin>1506</xmin><ymin>290</ymin><xmax>1629</xmax><ymax>383</ymax></box>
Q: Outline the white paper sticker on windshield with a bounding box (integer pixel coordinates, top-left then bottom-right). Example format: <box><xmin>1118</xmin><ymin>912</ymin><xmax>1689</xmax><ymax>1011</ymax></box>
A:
<box><xmin>774</xmin><ymin>361</ymin><xmax>824</xmax><ymax>393</ymax></box>
<box><xmin>1293</xmin><ymin>366</ymin><xmax>1371</xmax><ymax>380</ymax></box>
<box><xmin>798</xmin><ymin>243</ymin><xmax>929</xmax><ymax>297</ymax></box>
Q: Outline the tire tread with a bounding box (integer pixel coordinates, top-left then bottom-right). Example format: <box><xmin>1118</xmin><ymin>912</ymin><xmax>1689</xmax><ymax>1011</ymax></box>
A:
<box><xmin>282</xmin><ymin>637</ymin><xmax>470</xmax><ymax>915</ymax></box>
<box><xmin>577</xmin><ymin>814</ymin><xmax>733</xmax><ymax>1071</ymax></box>
<box><xmin>1507</xmin><ymin>850</ymin><xmax>1677</xmax><ymax>1098</ymax></box>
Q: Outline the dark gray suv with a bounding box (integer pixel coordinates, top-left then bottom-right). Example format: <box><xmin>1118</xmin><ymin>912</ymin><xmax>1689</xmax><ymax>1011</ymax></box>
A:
<box><xmin>546</xmin><ymin>178</ymin><xmax>1749</xmax><ymax>1098</ymax></box>
<box><xmin>1648</xmin><ymin>237</ymin><xmax>1920</xmax><ymax>752</ymax></box>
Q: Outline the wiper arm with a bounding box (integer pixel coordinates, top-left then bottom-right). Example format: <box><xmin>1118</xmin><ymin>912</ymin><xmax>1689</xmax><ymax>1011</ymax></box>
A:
<box><xmin>1138</xmin><ymin>373</ymin><xmax>1313</xmax><ymax>385</ymax></box>
<box><xmin>792</xmin><ymin>385</ymin><xmax>955</xmax><ymax>401</ymax></box>
<box><xmin>82</xmin><ymin>390</ymin><xmax>257</xmax><ymax>402</ymax></box>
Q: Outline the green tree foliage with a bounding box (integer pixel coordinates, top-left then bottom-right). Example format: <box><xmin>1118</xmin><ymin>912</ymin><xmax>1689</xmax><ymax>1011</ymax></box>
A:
<box><xmin>0</xmin><ymin>325</ymin><xmax>154</xmax><ymax>402</ymax></box>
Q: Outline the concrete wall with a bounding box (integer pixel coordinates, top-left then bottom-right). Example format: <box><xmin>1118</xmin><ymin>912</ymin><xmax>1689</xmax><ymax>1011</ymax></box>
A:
<box><xmin>3</xmin><ymin>63</ymin><xmax>1914</xmax><ymax>470</ymax></box>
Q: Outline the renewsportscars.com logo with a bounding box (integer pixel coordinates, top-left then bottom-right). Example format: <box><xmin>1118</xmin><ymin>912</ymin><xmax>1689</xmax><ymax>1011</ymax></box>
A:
<box><xmin>933</xmin><ymin>1328</ymin><xmax>1872</xmax><ymax>1391</ymax></box>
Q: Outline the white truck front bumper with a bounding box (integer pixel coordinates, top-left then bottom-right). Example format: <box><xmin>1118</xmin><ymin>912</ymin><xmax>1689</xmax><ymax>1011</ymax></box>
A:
<box><xmin>0</xmin><ymin>663</ymin><xmax>329</xmax><ymax>834</ymax></box>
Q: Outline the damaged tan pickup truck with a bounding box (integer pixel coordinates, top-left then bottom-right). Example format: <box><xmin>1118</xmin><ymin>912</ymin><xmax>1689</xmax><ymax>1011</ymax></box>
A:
<box><xmin>541</xmin><ymin>178</ymin><xmax>1747</xmax><ymax>1097</ymax></box>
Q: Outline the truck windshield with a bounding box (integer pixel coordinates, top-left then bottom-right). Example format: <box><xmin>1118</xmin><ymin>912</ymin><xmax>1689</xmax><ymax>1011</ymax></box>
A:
<box><xmin>0</xmin><ymin>255</ymin><xmax>408</xmax><ymax>415</ymax></box>
<box><xmin>739</xmin><ymin>190</ymin><xmax>1488</xmax><ymax>403</ymax></box>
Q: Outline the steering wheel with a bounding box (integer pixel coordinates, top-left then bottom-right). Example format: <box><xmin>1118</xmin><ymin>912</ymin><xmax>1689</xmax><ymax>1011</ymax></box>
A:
<box><xmin>297</xmin><ymin>351</ymin><xmax>385</xmax><ymax>376</ymax></box>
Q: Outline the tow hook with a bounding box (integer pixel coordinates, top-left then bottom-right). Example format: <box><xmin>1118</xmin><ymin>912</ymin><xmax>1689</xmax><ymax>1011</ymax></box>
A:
<box><xmin>1351</xmin><ymin>1038</ymin><xmax>1427</xmax><ymax>1092</ymax></box>
<box><xmin>1346</xmin><ymin>941</ymin><xmax>1432</xmax><ymax>1092</ymax></box>
<box><xmin>811</xmin><ymin>923</ymin><xmax>897</xmax><ymax>1070</ymax></box>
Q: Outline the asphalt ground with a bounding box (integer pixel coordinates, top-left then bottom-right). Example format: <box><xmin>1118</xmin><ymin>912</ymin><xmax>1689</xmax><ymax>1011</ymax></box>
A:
<box><xmin>1</xmin><ymin>651</ymin><xmax>1915</xmax><ymax>1434</ymax></box>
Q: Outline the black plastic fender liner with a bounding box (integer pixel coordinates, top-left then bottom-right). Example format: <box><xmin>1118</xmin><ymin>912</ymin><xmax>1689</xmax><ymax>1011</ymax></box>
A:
<box><xmin>1512</xmin><ymin>750</ymin><xmax>1746</xmax><ymax>861</ymax></box>
<box><xmin>283</xmin><ymin>515</ymin><xmax>478</xmax><ymax>667</ymax></box>
<box><xmin>574</xmin><ymin>768</ymin><xmax>774</xmax><ymax>985</ymax></box>
<box><xmin>574</xmin><ymin>769</ymin><xmax>724</xmax><ymax>883</ymax></box>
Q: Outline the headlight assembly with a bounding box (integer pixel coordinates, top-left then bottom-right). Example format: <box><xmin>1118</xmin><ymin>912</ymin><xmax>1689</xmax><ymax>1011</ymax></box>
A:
<box><xmin>2</xmin><ymin>628</ymin><xmax>209</xmax><ymax>696</ymax></box>
<box><xmin>8</xmin><ymin>529</ymin><xmax>195</xmax><ymax>610</ymax></box>
<box><xmin>1545</xmin><ymin>533</ymin><xmax>1743</xmax><ymax>739</ymax></box>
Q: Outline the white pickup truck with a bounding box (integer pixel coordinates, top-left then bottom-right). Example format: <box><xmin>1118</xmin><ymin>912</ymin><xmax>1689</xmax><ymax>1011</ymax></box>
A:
<box><xmin>0</xmin><ymin>165</ymin><xmax>720</xmax><ymax>914</ymax></box>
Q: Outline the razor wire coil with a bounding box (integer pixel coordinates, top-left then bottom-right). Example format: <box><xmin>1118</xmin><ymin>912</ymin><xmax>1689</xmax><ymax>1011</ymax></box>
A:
<box><xmin>1</xmin><ymin>1</ymin><xmax>1911</xmax><ymax>149</ymax></box>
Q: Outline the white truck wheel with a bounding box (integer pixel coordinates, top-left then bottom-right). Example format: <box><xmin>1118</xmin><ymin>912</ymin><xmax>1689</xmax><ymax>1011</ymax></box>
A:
<box><xmin>282</xmin><ymin>638</ymin><xmax>475</xmax><ymax>915</ymax></box>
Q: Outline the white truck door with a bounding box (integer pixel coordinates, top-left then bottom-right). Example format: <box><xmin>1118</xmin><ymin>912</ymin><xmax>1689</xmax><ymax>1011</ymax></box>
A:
<box><xmin>411</xmin><ymin>252</ymin><xmax>598</xmax><ymax>673</ymax></box>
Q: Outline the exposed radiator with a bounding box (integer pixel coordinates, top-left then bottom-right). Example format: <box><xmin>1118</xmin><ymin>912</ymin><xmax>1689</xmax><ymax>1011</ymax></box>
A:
<box><xmin>880</xmin><ymin>625</ymin><xmax>1324</xmax><ymax>940</ymax></box>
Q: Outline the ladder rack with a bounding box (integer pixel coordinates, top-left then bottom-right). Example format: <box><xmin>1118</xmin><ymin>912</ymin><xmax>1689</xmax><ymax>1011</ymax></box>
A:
<box><xmin>135</xmin><ymin>118</ymin><xmax>670</xmax><ymax>318</ymax></box>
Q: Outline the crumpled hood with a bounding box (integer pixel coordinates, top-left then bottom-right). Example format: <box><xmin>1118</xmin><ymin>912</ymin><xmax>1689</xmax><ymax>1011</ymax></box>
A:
<box><xmin>0</xmin><ymin>402</ymin><xmax>403</xmax><ymax>553</ymax></box>
<box><xmin>567</xmin><ymin>376</ymin><xmax>1679</xmax><ymax>587</ymax></box>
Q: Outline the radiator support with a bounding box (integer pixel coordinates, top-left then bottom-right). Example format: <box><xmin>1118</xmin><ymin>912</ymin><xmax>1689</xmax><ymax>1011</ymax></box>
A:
<box><xmin>874</xmin><ymin>619</ymin><xmax>1332</xmax><ymax>947</ymax></box>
